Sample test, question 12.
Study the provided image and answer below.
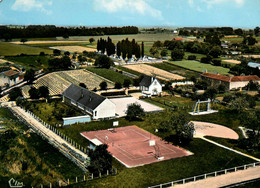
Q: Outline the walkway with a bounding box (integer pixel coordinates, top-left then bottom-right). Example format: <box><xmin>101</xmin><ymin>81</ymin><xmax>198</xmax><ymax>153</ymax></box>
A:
<box><xmin>172</xmin><ymin>166</ymin><xmax>260</xmax><ymax>188</ymax></box>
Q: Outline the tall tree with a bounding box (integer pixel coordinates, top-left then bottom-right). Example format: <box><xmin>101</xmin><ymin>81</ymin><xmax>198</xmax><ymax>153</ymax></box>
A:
<box><xmin>9</xmin><ymin>87</ymin><xmax>22</xmax><ymax>101</ymax></box>
<box><xmin>141</xmin><ymin>42</ymin><xmax>144</xmax><ymax>57</ymax></box>
<box><xmin>126</xmin><ymin>103</ymin><xmax>145</xmax><ymax>121</ymax></box>
<box><xmin>24</xmin><ymin>69</ymin><xmax>35</xmax><ymax>84</ymax></box>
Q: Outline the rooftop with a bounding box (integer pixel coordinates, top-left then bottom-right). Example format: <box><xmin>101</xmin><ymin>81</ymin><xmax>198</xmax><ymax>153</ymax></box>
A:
<box><xmin>201</xmin><ymin>73</ymin><xmax>260</xmax><ymax>82</ymax></box>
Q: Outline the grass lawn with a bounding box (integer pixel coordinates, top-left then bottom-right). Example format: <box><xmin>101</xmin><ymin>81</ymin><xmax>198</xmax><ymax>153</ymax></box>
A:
<box><xmin>5</xmin><ymin>55</ymin><xmax>51</xmax><ymax>70</ymax></box>
<box><xmin>169</xmin><ymin>60</ymin><xmax>231</xmax><ymax>75</ymax></box>
<box><xmin>184</xmin><ymin>52</ymin><xmax>207</xmax><ymax>60</ymax></box>
<box><xmin>27</xmin><ymin>42</ymin><xmax>90</xmax><ymax>48</ymax></box>
<box><xmin>0</xmin><ymin>42</ymin><xmax>52</xmax><ymax>56</ymax></box>
<box><xmin>86</xmin><ymin>68</ymin><xmax>133</xmax><ymax>84</ymax></box>
<box><xmin>147</xmin><ymin>62</ymin><xmax>200</xmax><ymax>79</ymax></box>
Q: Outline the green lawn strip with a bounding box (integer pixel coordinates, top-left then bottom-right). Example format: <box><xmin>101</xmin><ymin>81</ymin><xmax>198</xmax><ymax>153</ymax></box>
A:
<box><xmin>169</xmin><ymin>60</ymin><xmax>231</xmax><ymax>75</ymax></box>
<box><xmin>184</xmin><ymin>52</ymin><xmax>207</xmax><ymax>60</ymax></box>
<box><xmin>12</xmin><ymin>38</ymin><xmax>57</xmax><ymax>41</ymax></box>
<box><xmin>205</xmin><ymin>136</ymin><xmax>260</xmax><ymax>159</ymax></box>
<box><xmin>5</xmin><ymin>55</ymin><xmax>51</xmax><ymax>70</ymax></box>
<box><xmin>116</xmin><ymin>66</ymin><xmax>142</xmax><ymax>77</ymax></box>
<box><xmin>0</xmin><ymin>42</ymin><xmax>52</xmax><ymax>56</ymax></box>
<box><xmin>86</xmin><ymin>68</ymin><xmax>133</xmax><ymax>84</ymax></box>
<box><xmin>76</xmin><ymin>139</ymin><xmax>254</xmax><ymax>188</ymax></box>
<box><xmin>148</xmin><ymin>62</ymin><xmax>200</xmax><ymax>79</ymax></box>
<box><xmin>27</xmin><ymin>42</ymin><xmax>90</xmax><ymax>48</ymax></box>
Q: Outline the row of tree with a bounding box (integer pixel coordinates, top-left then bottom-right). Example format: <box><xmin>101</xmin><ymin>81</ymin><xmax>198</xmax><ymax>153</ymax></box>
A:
<box><xmin>0</xmin><ymin>26</ymin><xmax>138</xmax><ymax>41</ymax></box>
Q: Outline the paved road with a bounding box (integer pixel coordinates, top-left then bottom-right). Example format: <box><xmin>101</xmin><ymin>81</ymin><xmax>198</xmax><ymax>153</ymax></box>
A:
<box><xmin>5</xmin><ymin>102</ymin><xmax>88</xmax><ymax>171</ymax></box>
<box><xmin>172</xmin><ymin>166</ymin><xmax>260</xmax><ymax>188</ymax></box>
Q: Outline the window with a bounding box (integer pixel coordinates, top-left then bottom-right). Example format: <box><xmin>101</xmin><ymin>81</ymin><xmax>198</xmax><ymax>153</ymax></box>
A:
<box><xmin>95</xmin><ymin>111</ymin><xmax>97</xmax><ymax>117</ymax></box>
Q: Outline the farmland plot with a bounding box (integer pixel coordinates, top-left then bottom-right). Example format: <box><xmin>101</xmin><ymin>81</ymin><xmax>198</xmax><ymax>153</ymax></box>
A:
<box><xmin>123</xmin><ymin>64</ymin><xmax>185</xmax><ymax>81</ymax></box>
<box><xmin>21</xmin><ymin>69</ymin><xmax>114</xmax><ymax>98</ymax></box>
<box><xmin>49</xmin><ymin>46</ymin><xmax>96</xmax><ymax>53</ymax></box>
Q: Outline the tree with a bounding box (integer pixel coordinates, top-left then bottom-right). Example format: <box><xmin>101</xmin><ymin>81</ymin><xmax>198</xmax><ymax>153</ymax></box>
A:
<box><xmin>149</xmin><ymin>47</ymin><xmax>158</xmax><ymax>56</ymax></box>
<box><xmin>38</xmin><ymin>86</ymin><xmax>49</xmax><ymax>98</ymax></box>
<box><xmin>53</xmin><ymin>49</ymin><xmax>61</xmax><ymax>56</ymax></box>
<box><xmin>244</xmin><ymin>80</ymin><xmax>259</xmax><ymax>91</ymax></box>
<box><xmin>63</xmin><ymin>34</ymin><xmax>69</xmax><ymax>39</ymax></box>
<box><xmin>88</xmin><ymin>144</ymin><xmax>112</xmax><ymax>175</ymax></box>
<box><xmin>64</xmin><ymin>51</ymin><xmax>70</xmax><ymax>56</ymax></box>
<box><xmin>126</xmin><ymin>103</ymin><xmax>145</xmax><ymax>121</ymax></box>
<box><xmin>95</xmin><ymin>55</ymin><xmax>114</xmax><ymax>69</ymax></box>
<box><xmin>20</xmin><ymin>38</ymin><xmax>28</xmax><ymax>44</ymax></box>
<box><xmin>99</xmin><ymin>81</ymin><xmax>107</xmax><ymax>90</ymax></box>
<box><xmin>9</xmin><ymin>87</ymin><xmax>22</xmax><ymax>101</ymax></box>
<box><xmin>209</xmin><ymin>46</ymin><xmax>222</xmax><ymax>58</ymax></box>
<box><xmin>79</xmin><ymin>83</ymin><xmax>87</xmax><ymax>89</ymax></box>
<box><xmin>114</xmin><ymin>82</ymin><xmax>122</xmax><ymax>89</ymax></box>
<box><xmin>89</xmin><ymin>38</ymin><xmax>95</xmax><ymax>44</ymax></box>
<box><xmin>160</xmin><ymin>49</ymin><xmax>168</xmax><ymax>57</ymax></box>
<box><xmin>171</xmin><ymin>48</ymin><xmax>184</xmax><ymax>61</ymax></box>
<box><xmin>123</xmin><ymin>79</ymin><xmax>131</xmax><ymax>88</ymax></box>
<box><xmin>24</xmin><ymin>69</ymin><xmax>35</xmax><ymax>84</ymax></box>
<box><xmin>229</xmin><ymin>97</ymin><xmax>249</xmax><ymax>112</ymax></box>
<box><xmin>203</xmin><ymin>88</ymin><xmax>218</xmax><ymax>101</ymax></box>
<box><xmin>28</xmin><ymin>87</ymin><xmax>40</xmax><ymax>99</ymax></box>
<box><xmin>160</xmin><ymin>111</ymin><xmax>194</xmax><ymax>145</ymax></box>
<box><xmin>141</xmin><ymin>42</ymin><xmax>144</xmax><ymax>57</ymax></box>
<box><xmin>218</xmin><ymin>83</ymin><xmax>226</xmax><ymax>93</ymax></box>
<box><xmin>254</xmin><ymin>27</ymin><xmax>260</xmax><ymax>36</ymax></box>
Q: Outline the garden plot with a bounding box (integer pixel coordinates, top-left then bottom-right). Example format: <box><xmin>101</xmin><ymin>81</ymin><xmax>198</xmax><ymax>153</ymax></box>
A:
<box><xmin>49</xmin><ymin>46</ymin><xmax>96</xmax><ymax>53</ymax></box>
<box><xmin>123</xmin><ymin>64</ymin><xmax>185</xmax><ymax>81</ymax></box>
<box><xmin>222</xmin><ymin>59</ymin><xmax>241</xmax><ymax>64</ymax></box>
<box><xmin>21</xmin><ymin>70</ymin><xmax>114</xmax><ymax>98</ymax></box>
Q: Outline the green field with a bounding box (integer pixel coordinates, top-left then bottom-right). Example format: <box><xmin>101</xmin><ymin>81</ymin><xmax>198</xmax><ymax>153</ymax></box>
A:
<box><xmin>147</xmin><ymin>62</ymin><xmax>200</xmax><ymax>79</ymax></box>
<box><xmin>0</xmin><ymin>42</ymin><xmax>52</xmax><ymax>56</ymax></box>
<box><xmin>5</xmin><ymin>55</ymin><xmax>51</xmax><ymax>70</ymax></box>
<box><xmin>27</xmin><ymin>42</ymin><xmax>91</xmax><ymax>48</ymax></box>
<box><xmin>86</xmin><ymin>68</ymin><xmax>133</xmax><ymax>84</ymax></box>
<box><xmin>221</xmin><ymin>36</ymin><xmax>260</xmax><ymax>43</ymax></box>
<box><xmin>169</xmin><ymin>60</ymin><xmax>231</xmax><ymax>75</ymax></box>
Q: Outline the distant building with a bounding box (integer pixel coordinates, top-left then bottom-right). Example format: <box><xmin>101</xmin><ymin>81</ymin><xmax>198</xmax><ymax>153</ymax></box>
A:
<box><xmin>140</xmin><ymin>76</ymin><xmax>162</xmax><ymax>96</ymax></box>
<box><xmin>174</xmin><ymin>37</ymin><xmax>183</xmax><ymax>41</ymax></box>
<box><xmin>248</xmin><ymin>62</ymin><xmax>260</xmax><ymax>70</ymax></box>
<box><xmin>201</xmin><ymin>72</ymin><xmax>260</xmax><ymax>90</ymax></box>
<box><xmin>0</xmin><ymin>70</ymin><xmax>23</xmax><ymax>87</ymax></box>
<box><xmin>62</xmin><ymin>84</ymin><xmax>116</xmax><ymax>120</ymax></box>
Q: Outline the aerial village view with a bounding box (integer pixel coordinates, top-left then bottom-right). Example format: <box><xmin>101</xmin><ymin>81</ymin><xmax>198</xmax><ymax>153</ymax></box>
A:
<box><xmin>0</xmin><ymin>0</ymin><xmax>259</xmax><ymax>187</ymax></box>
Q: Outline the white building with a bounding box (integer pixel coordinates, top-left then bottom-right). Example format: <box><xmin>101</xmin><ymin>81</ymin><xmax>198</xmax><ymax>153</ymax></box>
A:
<box><xmin>62</xmin><ymin>84</ymin><xmax>116</xmax><ymax>120</ymax></box>
<box><xmin>139</xmin><ymin>76</ymin><xmax>162</xmax><ymax>96</ymax></box>
<box><xmin>0</xmin><ymin>70</ymin><xmax>23</xmax><ymax>87</ymax></box>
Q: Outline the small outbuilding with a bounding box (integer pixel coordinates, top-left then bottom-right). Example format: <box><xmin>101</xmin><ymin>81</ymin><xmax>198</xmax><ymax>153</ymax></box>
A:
<box><xmin>139</xmin><ymin>76</ymin><xmax>162</xmax><ymax>96</ymax></box>
<box><xmin>0</xmin><ymin>70</ymin><xmax>23</xmax><ymax>87</ymax></box>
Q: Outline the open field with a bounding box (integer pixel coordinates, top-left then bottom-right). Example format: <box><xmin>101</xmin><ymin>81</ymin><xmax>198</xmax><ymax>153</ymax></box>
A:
<box><xmin>86</xmin><ymin>68</ymin><xmax>133</xmax><ymax>84</ymax></box>
<box><xmin>0</xmin><ymin>42</ymin><xmax>52</xmax><ymax>56</ymax></box>
<box><xmin>169</xmin><ymin>60</ymin><xmax>231</xmax><ymax>75</ymax></box>
<box><xmin>50</xmin><ymin>46</ymin><xmax>96</xmax><ymax>53</ymax></box>
<box><xmin>221</xmin><ymin>36</ymin><xmax>260</xmax><ymax>43</ymax></box>
<box><xmin>21</xmin><ymin>69</ymin><xmax>114</xmax><ymax>97</ymax></box>
<box><xmin>240</xmin><ymin>55</ymin><xmax>260</xmax><ymax>58</ymax></box>
<box><xmin>123</xmin><ymin>64</ymin><xmax>185</xmax><ymax>81</ymax></box>
<box><xmin>5</xmin><ymin>55</ymin><xmax>50</xmax><ymax>70</ymax></box>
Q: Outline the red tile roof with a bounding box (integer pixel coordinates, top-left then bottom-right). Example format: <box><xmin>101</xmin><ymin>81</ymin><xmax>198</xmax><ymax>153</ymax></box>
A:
<box><xmin>174</xmin><ymin>37</ymin><xmax>183</xmax><ymax>41</ymax></box>
<box><xmin>3</xmin><ymin>70</ymin><xmax>19</xmax><ymax>77</ymax></box>
<box><xmin>201</xmin><ymin>73</ymin><xmax>260</xmax><ymax>82</ymax></box>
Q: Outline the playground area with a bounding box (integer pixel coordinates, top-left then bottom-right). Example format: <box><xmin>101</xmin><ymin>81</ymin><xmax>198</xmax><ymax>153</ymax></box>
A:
<box><xmin>81</xmin><ymin>126</ymin><xmax>191</xmax><ymax>168</ymax></box>
<box><xmin>192</xmin><ymin>121</ymin><xmax>239</xmax><ymax>139</ymax></box>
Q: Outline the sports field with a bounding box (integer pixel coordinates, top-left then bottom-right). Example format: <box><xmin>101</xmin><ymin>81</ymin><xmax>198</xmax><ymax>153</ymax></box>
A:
<box><xmin>81</xmin><ymin>126</ymin><xmax>191</xmax><ymax>168</ymax></box>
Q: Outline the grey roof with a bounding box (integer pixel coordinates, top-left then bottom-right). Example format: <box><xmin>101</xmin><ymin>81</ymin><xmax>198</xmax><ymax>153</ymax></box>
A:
<box><xmin>248</xmin><ymin>62</ymin><xmax>260</xmax><ymax>69</ymax></box>
<box><xmin>62</xmin><ymin>84</ymin><xmax>106</xmax><ymax>110</ymax></box>
<box><xmin>140</xmin><ymin>76</ymin><xmax>160</xmax><ymax>87</ymax></box>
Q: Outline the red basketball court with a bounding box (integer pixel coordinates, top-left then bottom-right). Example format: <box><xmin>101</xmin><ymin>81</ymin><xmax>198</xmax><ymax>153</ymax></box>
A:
<box><xmin>81</xmin><ymin>126</ymin><xmax>191</xmax><ymax>168</ymax></box>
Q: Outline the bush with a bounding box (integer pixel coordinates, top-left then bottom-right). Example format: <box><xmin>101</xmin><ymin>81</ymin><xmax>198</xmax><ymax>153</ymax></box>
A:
<box><xmin>188</xmin><ymin>55</ymin><xmax>196</xmax><ymax>60</ymax></box>
<box><xmin>212</xmin><ymin>59</ymin><xmax>221</xmax><ymax>66</ymax></box>
<box><xmin>200</xmin><ymin>57</ymin><xmax>211</xmax><ymax>64</ymax></box>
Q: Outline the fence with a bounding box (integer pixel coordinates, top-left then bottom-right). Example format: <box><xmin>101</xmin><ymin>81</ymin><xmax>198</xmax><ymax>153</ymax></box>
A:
<box><xmin>148</xmin><ymin>161</ymin><xmax>260</xmax><ymax>188</ymax></box>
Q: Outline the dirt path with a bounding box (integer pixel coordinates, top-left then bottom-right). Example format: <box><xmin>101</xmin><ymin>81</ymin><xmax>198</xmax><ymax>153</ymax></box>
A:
<box><xmin>172</xmin><ymin>166</ymin><xmax>260</xmax><ymax>188</ymax></box>
<box><xmin>11</xmin><ymin>41</ymin><xmax>89</xmax><ymax>45</ymax></box>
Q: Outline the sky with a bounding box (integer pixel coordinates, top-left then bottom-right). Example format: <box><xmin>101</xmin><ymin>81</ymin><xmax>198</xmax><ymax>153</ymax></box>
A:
<box><xmin>0</xmin><ymin>0</ymin><xmax>259</xmax><ymax>28</ymax></box>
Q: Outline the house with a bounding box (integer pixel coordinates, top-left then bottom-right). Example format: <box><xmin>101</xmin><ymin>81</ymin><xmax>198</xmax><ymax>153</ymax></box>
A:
<box><xmin>62</xmin><ymin>84</ymin><xmax>116</xmax><ymax>120</ymax></box>
<box><xmin>174</xmin><ymin>37</ymin><xmax>183</xmax><ymax>41</ymax></box>
<box><xmin>201</xmin><ymin>72</ymin><xmax>260</xmax><ymax>90</ymax></box>
<box><xmin>0</xmin><ymin>70</ymin><xmax>23</xmax><ymax>87</ymax></box>
<box><xmin>139</xmin><ymin>76</ymin><xmax>162</xmax><ymax>96</ymax></box>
